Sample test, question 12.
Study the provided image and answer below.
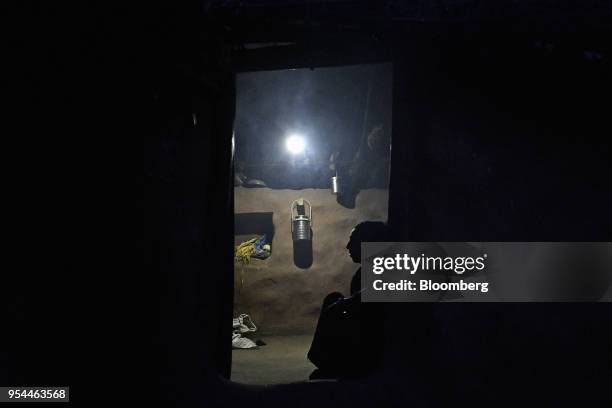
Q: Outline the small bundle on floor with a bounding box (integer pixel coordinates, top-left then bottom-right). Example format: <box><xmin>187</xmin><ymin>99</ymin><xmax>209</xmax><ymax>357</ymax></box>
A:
<box><xmin>232</xmin><ymin>314</ymin><xmax>261</xmax><ymax>349</ymax></box>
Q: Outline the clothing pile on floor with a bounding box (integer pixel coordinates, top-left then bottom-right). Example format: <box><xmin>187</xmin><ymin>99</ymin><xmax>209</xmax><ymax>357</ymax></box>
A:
<box><xmin>234</xmin><ymin>235</ymin><xmax>271</xmax><ymax>263</ymax></box>
<box><xmin>232</xmin><ymin>314</ymin><xmax>264</xmax><ymax>349</ymax></box>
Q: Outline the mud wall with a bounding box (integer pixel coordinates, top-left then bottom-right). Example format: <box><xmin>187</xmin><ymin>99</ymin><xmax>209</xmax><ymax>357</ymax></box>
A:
<box><xmin>234</xmin><ymin>187</ymin><xmax>388</xmax><ymax>334</ymax></box>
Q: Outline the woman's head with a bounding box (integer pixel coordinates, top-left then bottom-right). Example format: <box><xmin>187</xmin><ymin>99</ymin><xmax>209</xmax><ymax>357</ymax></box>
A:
<box><xmin>346</xmin><ymin>221</ymin><xmax>389</xmax><ymax>263</ymax></box>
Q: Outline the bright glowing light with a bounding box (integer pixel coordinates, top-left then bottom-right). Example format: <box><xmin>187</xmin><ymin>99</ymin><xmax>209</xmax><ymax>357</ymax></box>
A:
<box><xmin>285</xmin><ymin>134</ymin><xmax>306</xmax><ymax>154</ymax></box>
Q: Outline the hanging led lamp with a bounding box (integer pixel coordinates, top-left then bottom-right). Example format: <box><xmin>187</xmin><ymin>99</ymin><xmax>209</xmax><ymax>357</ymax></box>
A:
<box><xmin>291</xmin><ymin>198</ymin><xmax>312</xmax><ymax>242</ymax></box>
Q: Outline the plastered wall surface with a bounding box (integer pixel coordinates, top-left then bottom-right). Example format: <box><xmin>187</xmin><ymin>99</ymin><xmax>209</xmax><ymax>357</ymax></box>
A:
<box><xmin>234</xmin><ymin>187</ymin><xmax>388</xmax><ymax>334</ymax></box>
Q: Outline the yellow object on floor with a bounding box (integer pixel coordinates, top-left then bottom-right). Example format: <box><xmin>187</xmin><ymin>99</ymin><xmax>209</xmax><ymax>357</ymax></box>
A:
<box><xmin>235</xmin><ymin>237</ymin><xmax>258</xmax><ymax>264</ymax></box>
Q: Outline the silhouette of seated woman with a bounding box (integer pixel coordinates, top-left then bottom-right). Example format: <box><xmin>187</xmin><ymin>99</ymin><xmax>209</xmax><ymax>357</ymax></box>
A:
<box><xmin>307</xmin><ymin>221</ymin><xmax>389</xmax><ymax>380</ymax></box>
